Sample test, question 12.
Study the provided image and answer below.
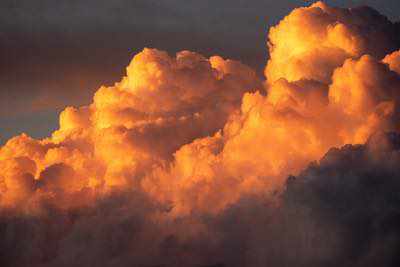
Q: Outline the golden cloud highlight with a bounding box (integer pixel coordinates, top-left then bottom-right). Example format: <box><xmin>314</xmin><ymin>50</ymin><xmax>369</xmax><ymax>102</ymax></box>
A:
<box><xmin>1</xmin><ymin>0</ymin><xmax>400</xmax><ymax>233</ymax></box>
<box><xmin>3</xmin><ymin>2</ymin><xmax>400</xmax><ymax>267</ymax></box>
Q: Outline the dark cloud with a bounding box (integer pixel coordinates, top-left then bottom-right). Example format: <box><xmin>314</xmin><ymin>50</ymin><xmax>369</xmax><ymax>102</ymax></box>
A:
<box><xmin>282</xmin><ymin>131</ymin><xmax>400</xmax><ymax>267</ymax></box>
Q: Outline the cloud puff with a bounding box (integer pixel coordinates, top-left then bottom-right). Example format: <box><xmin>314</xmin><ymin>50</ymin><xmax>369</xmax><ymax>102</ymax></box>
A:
<box><xmin>265</xmin><ymin>2</ymin><xmax>400</xmax><ymax>84</ymax></box>
<box><xmin>0</xmin><ymin>48</ymin><xmax>261</xmax><ymax>205</ymax></box>
<box><xmin>144</xmin><ymin>49</ymin><xmax>400</xmax><ymax>215</ymax></box>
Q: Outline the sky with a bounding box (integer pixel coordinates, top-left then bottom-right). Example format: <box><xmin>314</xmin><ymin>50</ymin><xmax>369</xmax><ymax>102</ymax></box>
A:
<box><xmin>1</xmin><ymin>0</ymin><xmax>400</xmax><ymax>144</ymax></box>
<box><xmin>2</xmin><ymin>2</ymin><xmax>400</xmax><ymax>266</ymax></box>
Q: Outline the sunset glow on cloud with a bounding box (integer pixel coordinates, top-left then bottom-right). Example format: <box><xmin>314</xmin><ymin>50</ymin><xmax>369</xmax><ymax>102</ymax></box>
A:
<box><xmin>1</xmin><ymin>2</ymin><xmax>400</xmax><ymax>266</ymax></box>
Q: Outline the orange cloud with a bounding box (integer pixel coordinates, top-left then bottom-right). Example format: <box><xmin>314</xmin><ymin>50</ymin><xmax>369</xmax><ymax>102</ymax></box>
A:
<box><xmin>1</xmin><ymin>1</ymin><xmax>400</xmax><ymax>217</ymax></box>
<box><xmin>2</xmin><ymin>2</ymin><xmax>400</xmax><ymax>266</ymax></box>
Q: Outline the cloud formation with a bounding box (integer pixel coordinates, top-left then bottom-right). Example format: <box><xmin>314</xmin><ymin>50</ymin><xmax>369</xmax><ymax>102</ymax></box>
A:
<box><xmin>1</xmin><ymin>2</ymin><xmax>400</xmax><ymax>266</ymax></box>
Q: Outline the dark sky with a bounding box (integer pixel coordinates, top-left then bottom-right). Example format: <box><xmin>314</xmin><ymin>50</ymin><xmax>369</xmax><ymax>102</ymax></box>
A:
<box><xmin>1</xmin><ymin>0</ymin><xmax>400</xmax><ymax>144</ymax></box>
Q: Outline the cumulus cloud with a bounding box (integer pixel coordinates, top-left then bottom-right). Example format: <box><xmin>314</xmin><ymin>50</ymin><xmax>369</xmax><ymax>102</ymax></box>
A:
<box><xmin>265</xmin><ymin>1</ymin><xmax>400</xmax><ymax>84</ymax></box>
<box><xmin>0</xmin><ymin>48</ymin><xmax>261</xmax><ymax>203</ymax></box>
<box><xmin>142</xmin><ymin>2</ymin><xmax>400</xmax><ymax>214</ymax></box>
<box><xmin>282</xmin><ymin>131</ymin><xmax>400</xmax><ymax>267</ymax></box>
<box><xmin>2</xmin><ymin>132</ymin><xmax>400</xmax><ymax>267</ymax></box>
<box><xmin>1</xmin><ymin>1</ymin><xmax>400</xmax><ymax>266</ymax></box>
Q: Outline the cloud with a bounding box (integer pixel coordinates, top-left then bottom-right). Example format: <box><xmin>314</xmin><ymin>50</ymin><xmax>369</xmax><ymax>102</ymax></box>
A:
<box><xmin>1</xmin><ymin>2</ymin><xmax>400</xmax><ymax>266</ymax></box>
<box><xmin>1</xmin><ymin>132</ymin><xmax>400</xmax><ymax>267</ymax></box>
<box><xmin>142</xmin><ymin>2</ymin><xmax>400</xmax><ymax>213</ymax></box>
<box><xmin>265</xmin><ymin>2</ymin><xmax>400</xmax><ymax>83</ymax></box>
<box><xmin>0</xmin><ymin>47</ymin><xmax>261</xmax><ymax>207</ymax></box>
<box><xmin>282</xmin><ymin>131</ymin><xmax>400</xmax><ymax>266</ymax></box>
